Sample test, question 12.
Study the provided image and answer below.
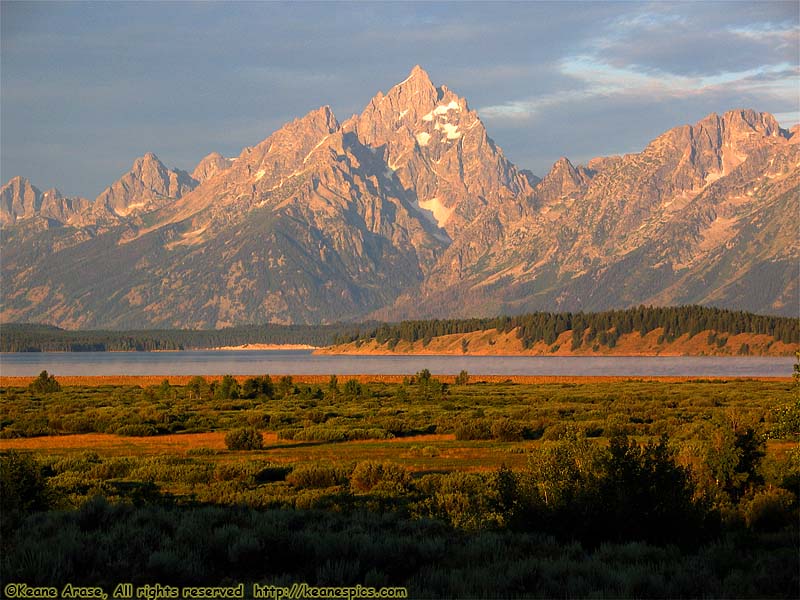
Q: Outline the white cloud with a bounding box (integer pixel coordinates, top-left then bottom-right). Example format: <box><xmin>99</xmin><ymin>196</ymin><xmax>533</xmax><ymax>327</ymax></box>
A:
<box><xmin>479</xmin><ymin>58</ymin><xmax>799</xmax><ymax>123</ymax></box>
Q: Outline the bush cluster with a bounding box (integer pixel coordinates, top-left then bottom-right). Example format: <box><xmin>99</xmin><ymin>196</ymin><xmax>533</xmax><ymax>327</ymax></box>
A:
<box><xmin>224</xmin><ymin>428</ymin><xmax>264</xmax><ymax>451</ymax></box>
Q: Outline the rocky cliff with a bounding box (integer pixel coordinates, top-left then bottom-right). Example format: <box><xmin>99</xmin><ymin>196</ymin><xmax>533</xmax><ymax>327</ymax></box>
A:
<box><xmin>2</xmin><ymin>67</ymin><xmax>796</xmax><ymax>327</ymax></box>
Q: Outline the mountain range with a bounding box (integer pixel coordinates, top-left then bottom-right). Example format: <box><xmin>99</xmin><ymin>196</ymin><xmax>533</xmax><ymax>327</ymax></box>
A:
<box><xmin>1</xmin><ymin>66</ymin><xmax>797</xmax><ymax>328</ymax></box>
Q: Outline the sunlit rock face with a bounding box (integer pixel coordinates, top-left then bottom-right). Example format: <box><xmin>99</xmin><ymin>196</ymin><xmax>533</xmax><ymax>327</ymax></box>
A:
<box><xmin>1</xmin><ymin>67</ymin><xmax>797</xmax><ymax>327</ymax></box>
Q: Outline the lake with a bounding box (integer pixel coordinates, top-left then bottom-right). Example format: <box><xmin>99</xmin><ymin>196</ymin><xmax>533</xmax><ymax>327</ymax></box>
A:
<box><xmin>0</xmin><ymin>350</ymin><xmax>793</xmax><ymax>377</ymax></box>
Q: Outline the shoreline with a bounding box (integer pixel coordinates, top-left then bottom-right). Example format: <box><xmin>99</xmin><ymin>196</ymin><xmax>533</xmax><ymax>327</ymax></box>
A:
<box><xmin>2</xmin><ymin>345</ymin><xmax>793</xmax><ymax>356</ymax></box>
<box><xmin>0</xmin><ymin>374</ymin><xmax>792</xmax><ymax>387</ymax></box>
<box><xmin>0</xmin><ymin>344</ymin><xmax>319</xmax><ymax>354</ymax></box>
<box><xmin>208</xmin><ymin>343</ymin><xmax>318</xmax><ymax>351</ymax></box>
<box><xmin>313</xmin><ymin>349</ymin><xmax>797</xmax><ymax>357</ymax></box>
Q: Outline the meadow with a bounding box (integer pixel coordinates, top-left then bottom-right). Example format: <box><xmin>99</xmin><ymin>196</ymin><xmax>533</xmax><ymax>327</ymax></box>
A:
<box><xmin>1</xmin><ymin>372</ymin><xmax>798</xmax><ymax>597</ymax></box>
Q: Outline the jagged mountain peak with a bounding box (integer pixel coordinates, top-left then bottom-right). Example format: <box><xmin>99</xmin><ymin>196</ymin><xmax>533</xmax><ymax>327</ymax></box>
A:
<box><xmin>42</xmin><ymin>187</ymin><xmax>62</xmax><ymax>198</ymax></box>
<box><xmin>248</xmin><ymin>106</ymin><xmax>340</xmax><ymax>174</ymax></box>
<box><xmin>649</xmin><ymin>108</ymin><xmax>786</xmax><ymax>153</ymax></box>
<box><xmin>342</xmin><ymin>67</ymin><xmax>532</xmax><ymax>237</ymax></box>
<box><xmin>148</xmin><ymin>105</ymin><xmax>345</xmax><ymax>232</ymax></box>
<box><xmin>718</xmin><ymin>108</ymin><xmax>784</xmax><ymax>137</ymax></box>
<box><xmin>788</xmin><ymin>124</ymin><xmax>800</xmax><ymax>144</ymax></box>
<box><xmin>89</xmin><ymin>152</ymin><xmax>197</xmax><ymax>220</ymax></box>
<box><xmin>552</xmin><ymin>156</ymin><xmax>576</xmax><ymax>171</ymax></box>
<box><xmin>6</xmin><ymin>175</ymin><xmax>31</xmax><ymax>187</ymax></box>
<box><xmin>535</xmin><ymin>156</ymin><xmax>590</xmax><ymax>199</ymax></box>
<box><xmin>589</xmin><ymin>107</ymin><xmax>795</xmax><ymax>212</ymax></box>
<box><xmin>381</xmin><ymin>67</ymin><xmax>472</xmax><ymax>119</ymax></box>
<box><xmin>539</xmin><ymin>157</ymin><xmax>579</xmax><ymax>187</ymax></box>
<box><xmin>408</xmin><ymin>64</ymin><xmax>430</xmax><ymax>79</ymax></box>
<box><xmin>141</xmin><ymin>150</ymin><xmax>161</xmax><ymax>161</ymax></box>
<box><xmin>247</xmin><ymin>105</ymin><xmax>340</xmax><ymax>160</ymax></box>
<box><xmin>2</xmin><ymin>176</ymin><xmax>40</xmax><ymax>198</ymax></box>
<box><xmin>130</xmin><ymin>152</ymin><xmax>168</xmax><ymax>174</ymax></box>
<box><xmin>1</xmin><ymin>176</ymin><xmax>92</xmax><ymax>226</ymax></box>
<box><xmin>192</xmin><ymin>152</ymin><xmax>233</xmax><ymax>183</ymax></box>
<box><xmin>1</xmin><ymin>176</ymin><xmax>40</xmax><ymax>225</ymax></box>
<box><xmin>394</xmin><ymin>65</ymin><xmax>436</xmax><ymax>94</ymax></box>
<box><xmin>348</xmin><ymin>66</ymin><xmax>452</xmax><ymax>137</ymax></box>
<box><xmin>1</xmin><ymin>64</ymin><xmax>796</xmax><ymax>327</ymax></box>
<box><xmin>296</xmin><ymin>105</ymin><xmax>339</xmax><ymax>131</ymax></box>
<box><xmin>131</xmin><ymin>151</ymin><xmax>192</xmax><ymax>183</ymax></box>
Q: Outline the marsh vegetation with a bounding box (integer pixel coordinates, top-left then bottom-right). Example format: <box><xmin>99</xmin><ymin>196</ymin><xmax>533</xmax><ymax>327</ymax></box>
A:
<box><xmin>1</xmin><ymin>372</ymin><xmax>798</xmax><ymax>597</ymax></box>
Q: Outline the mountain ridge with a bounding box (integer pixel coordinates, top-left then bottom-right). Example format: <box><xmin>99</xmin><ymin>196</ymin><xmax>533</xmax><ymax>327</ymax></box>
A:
<box><xmin>1</xmin><ymin>66</ymin><xmax>797</xmax><ymax>327</ymax></box>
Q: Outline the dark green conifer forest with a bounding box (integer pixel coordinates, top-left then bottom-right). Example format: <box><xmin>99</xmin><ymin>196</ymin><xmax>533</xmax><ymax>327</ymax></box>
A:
<box><xmin>2</xmin><ymin>305</ymin><xmax>796</xmax><ymax>352</ymax></box>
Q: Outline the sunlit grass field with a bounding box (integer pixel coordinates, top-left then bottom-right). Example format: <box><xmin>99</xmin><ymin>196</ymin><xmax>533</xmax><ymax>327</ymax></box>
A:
<box><xmin>2</xmin><ymin>373</ymin><xmax>798</xmax><ymax>598</ymax></box>
<box><xmin>1</xmin><ymin>375</ymin><xmax>796</xmax><ymax>495</ymax></box>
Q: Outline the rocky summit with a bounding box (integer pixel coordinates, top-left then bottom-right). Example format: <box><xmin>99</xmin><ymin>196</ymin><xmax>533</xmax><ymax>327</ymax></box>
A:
<box><xmin>1</xmin><ymin>67</ymin><xmax>797</xmax><ymax>328</ymax></box>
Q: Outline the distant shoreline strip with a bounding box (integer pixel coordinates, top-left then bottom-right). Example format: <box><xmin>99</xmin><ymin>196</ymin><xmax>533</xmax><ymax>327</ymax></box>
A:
<box><xmin>0</xmin><ymin>374</ymin><xmax>791</xmax><ymax>387</ymax></box>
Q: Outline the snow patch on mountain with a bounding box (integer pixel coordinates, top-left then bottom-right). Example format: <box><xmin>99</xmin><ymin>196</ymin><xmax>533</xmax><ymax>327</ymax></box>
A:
<box><xmin>416</xmin><ymin>132</ymin><xmax>432</xmax><ymax>146</ymax></box>
<box><xmin>436</xmin><ymin>122</ymin><xmax>461</xmax><ymax>140</ymax></box>
<box><xmin>418</xmin><ymin>197</ymin><xmax>454</xmax><ymax>228</ymax></box>
<box><xmin>423</xmin><ymin>101</ymin><xmax>462</xmax><ymax>122</ymax></box>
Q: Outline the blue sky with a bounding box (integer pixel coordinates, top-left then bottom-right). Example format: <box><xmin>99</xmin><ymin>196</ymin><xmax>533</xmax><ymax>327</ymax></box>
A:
<box><xmin>2</xmin><ymin>1</ymin><xmax>798</xmax><ymax>198</ymax></box>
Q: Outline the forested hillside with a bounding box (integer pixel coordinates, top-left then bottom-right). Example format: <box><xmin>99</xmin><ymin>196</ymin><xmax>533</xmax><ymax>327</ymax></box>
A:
<box><xmin>2</xmin><ymin>306</ymin><xmax>796</xmax><ymax>355</ymax></box>
<box><xmin>0</xmin><ymin>322</ymin><xmax>373</xmax><ymax>353</ymax></box>
<box><xmin>336</xmin><ymin>305</ymin><xmax>799</xmax><ymax>352</ymax></box>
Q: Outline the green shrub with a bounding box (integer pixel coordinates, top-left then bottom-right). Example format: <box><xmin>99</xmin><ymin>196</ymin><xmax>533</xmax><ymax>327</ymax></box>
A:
<box><xmin>287</xmin><ymin>463</ymin><xmax>347</xmax><ymax>489</ymax></box>
<box><xmin>28</xmin><ymin>370</ymin><xmax>61</xmax><ymax>394</ymax></box>
<box><xmin>454</xmin><ymin>370</ymin><xmax>470</xmax><ymax>385</ymax></box>
<box><xmin>89</xmin><ymin>458</ymin><xmax>134</xmax><ymax>480</ymax></box>
<box><xmin>205</xmin><ymin>460</ymin><xmax>261</xmax><ymax>483</ymax></box>
<box><xmin>52</xmin><ymin>452</ymin><xmax>101</xmax><ymax>474</ymax></box>
<box><xmin>541</xmin><ymin>422</ymin><xmax>569</xmax><ymax>440</ymax></box>
<box><xmin>115</xmin><ymin>424</ymin><xmax>158</xmax><ymax>437</ymax></box>
<box><xmin>415</xmin><ymin>472</ymin><xmax>502</xmax><ymax>530</ymax></box>
<box><xmin>350</xmin><ymin>461</ymin><xmax>409</xmax><ymax>493</ymax></box>
<box><xmin>276</xmin><ymin>376</ymin><xmax>294</xmax><ymax>397</ymax></box>
<box><xmin>343</xmin><ymin>378</ymin><xmax>363</xmax><ymax>398</ymax></box>
<box><xmin>186</xmin><ymin>375</ymin><xmax>209</xmax><ymax>399</ymax></box>
<box><xmin>242</xmin><ymin>375</ymin><xmax>274</xmax><ymax>399</ymax></box>
<box><xmin>0</xmin><ymin>451</ymin><xmax>54</xmax><ymax>516</ymax></box>
<box><xmin>214</xmin><ymin>375</ymin><xmax>240</xmax><ymax>400</ymax></box>
<box><xmin>281</xmin><ymin>425</ymin><xmax>391</xmax><ymax>442</ymax></box>
<box><xmin>742</xmin><ymin>488</ymin><xmax>797</xmax><ymax>531</ymax></box>
<box><xmin>454</xmin><ymin>419</ymin><xmax>492</xmax><ymax>440</ymax></box>
<box><xmin>771</xmin><ymin>398</ymin><xmax>800</xmax><ymax>441</ymax></box>
<box><xmin>224</xmin><ymin>428</ymin><xmax>264</xmax><ymax>450</ymax></box>
<box><xmin>491</xmin><ymin>419</ymin><xmax>524</xmax><ymax>442</ymax></box>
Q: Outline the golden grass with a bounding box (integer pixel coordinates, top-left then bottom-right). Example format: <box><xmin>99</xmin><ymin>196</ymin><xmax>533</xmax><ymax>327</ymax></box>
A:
<box><xmin>318</xmin><ymin>327</ymin><xmax>799</xmax><ymax>357</ymax></box>
<box><xmin>0</xmin><ymin>432</ymin><xmax>457</xmax><ymax>453</ymax></box>
<box><xmin>0</xmin><ymin>432</ymin><xmax>232</xmax><ymax>454</ymax></box>
<box><xmin>0</xmin><ymin>430</ymin><xmax>527</xmax><ymax>472</ymax></box>
<box><xmin>3</xmin><ymin>431</ymin><xmax>795</xmax><ymax>475</ymax></box>
<box><xmin>767</xmin><ymin>439</ymin><xmax>799</xmax><ymax>459</ymax></box>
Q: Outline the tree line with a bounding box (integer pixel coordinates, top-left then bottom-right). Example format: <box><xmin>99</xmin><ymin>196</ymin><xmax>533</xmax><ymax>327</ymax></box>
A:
<box><xmin>2</xmin><ymin>305</ymin><xmax>796</xmax><ymax>352</ymax></box>
<box><xmin>338</xmin><ymin>305</ymin><xmax>798</xmax><ymax>349</ymax></box>
<box><xmin>0</xmin><ymin>322</ymin><xmax>375</xmax><ymax>352</ymax></box>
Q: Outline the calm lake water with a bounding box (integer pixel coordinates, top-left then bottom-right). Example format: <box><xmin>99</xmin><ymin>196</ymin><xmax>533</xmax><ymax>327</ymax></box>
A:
<box><xmin>0</xmin><ymin>350</ymin><xmax>793</xmax><ymax>377</ymax></box>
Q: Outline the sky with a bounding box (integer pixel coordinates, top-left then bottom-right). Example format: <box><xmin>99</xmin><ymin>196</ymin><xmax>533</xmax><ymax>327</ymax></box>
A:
<box><xmin>2</xmin><ymin>0</ymin><xmax>798</xmax><ymax>199</ymax></box>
